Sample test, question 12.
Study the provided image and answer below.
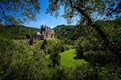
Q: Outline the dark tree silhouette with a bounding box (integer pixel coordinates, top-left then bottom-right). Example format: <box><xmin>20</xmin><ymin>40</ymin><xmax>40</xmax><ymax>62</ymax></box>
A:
<box><xmin>0</xmin><ymin>0</ymin><xmax>40</xmax><ymax>25</ymax></box>
<box><xmin>47</xmin><ymin>0</ymin><xmax>121</xmax><ymax>61</ymax></box>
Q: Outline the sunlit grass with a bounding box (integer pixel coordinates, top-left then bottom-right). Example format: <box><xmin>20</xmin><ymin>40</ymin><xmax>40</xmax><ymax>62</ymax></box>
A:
<box><xmin>60</xmin><ymin>49</ymin><xmax>87</xmax><ymax>68</ymax></box>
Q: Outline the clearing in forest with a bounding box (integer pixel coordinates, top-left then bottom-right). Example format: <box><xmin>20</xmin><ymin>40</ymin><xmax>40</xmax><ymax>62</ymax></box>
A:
<box><xmin>60</xmin><ymin>49</ymin><xmax>87</xmax><ymax>68</ymax></box>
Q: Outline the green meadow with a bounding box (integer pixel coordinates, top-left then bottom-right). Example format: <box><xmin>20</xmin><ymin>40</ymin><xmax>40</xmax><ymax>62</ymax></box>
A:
<box><xmin>60</xmin><ymin>49</ymin><xmax>87</xmax><ymax>68</ymax></box>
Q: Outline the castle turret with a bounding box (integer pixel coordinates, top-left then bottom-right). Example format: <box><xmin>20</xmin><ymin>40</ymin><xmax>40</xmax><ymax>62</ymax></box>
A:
<box><xmin>39</xmin><ymin>25</ymin><xmax>54</xmax><ymax>40</ymax></box>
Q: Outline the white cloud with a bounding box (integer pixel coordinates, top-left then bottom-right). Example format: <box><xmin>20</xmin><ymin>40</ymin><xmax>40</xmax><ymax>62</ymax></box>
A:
<box><xmin>49</xmin><ymin>25</ymin><xmax>55</xmax><ymax>28</ymax></box>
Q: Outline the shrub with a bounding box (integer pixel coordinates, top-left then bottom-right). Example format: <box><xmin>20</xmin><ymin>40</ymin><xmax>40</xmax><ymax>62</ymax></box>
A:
<box><xmin>0</xmin><ymin>37</ymin><xmax>49</xmax><ymax>80</ymax></box>
<box><xmin>50</xmin><ymin>46</ymin><xmax>61</xmax><ymax>67</ymax></box>
<box><xmin>75</xmin><ymin>44</ymin><xmax>84</xmax><ymax>59</ymax></box>
<box><xmin>84</xmin><ymin>50</ymin><xmax>116</xmax><ymax>66</ymax></box>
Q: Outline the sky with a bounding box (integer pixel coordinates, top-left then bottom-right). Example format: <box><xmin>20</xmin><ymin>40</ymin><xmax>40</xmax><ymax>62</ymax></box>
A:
<box><xmin>24</xmin><ymin>0</ymin><xmax>77</xmax><ymax>28</ymax></box>
<box><xmin>24</xmin><ymin>0</ymin><xmax>121</xmax><ymax>28</ymax></box>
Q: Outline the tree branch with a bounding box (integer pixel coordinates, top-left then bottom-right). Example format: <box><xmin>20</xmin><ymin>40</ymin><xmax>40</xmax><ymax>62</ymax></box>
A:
<box><xmin>74</xmin><ymin>6</ymin><xmax>92</xmax><ymax>25</ymax></box>
<box><xmin>68</xmin><ymin>0</ymin><xmax>92</xmax><ymax>25</ymax></box>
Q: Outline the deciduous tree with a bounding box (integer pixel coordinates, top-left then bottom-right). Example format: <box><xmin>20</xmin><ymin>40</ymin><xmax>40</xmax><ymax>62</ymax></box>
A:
<box><xmin>0</xmin><ymin>0</ymin><xmax>40</xmax><ymax>25</ymax></box>
<box><xmin>47</xmin><ymin>0</ymin><xmax>121</xmax><ymax>61</ymax></box>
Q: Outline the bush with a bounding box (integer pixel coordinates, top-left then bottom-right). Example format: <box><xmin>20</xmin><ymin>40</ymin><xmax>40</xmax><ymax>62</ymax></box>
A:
<box><xmin>73</xmin><ymin>64</ymin><xmax>99</xmax><ymax>80</ymax></box>
<box><xmin>75</xmin><ymin>44</ymin><xmax>84</xmax><ymax>59</ymax></box>
<box><xmin>84</xmin><ymin>50</ymin><xmax>116</xmax><ymax>66</ymax></box>
<box><xmin>0</xmin><ymin>37</ymin><xmax>50</xmax><ymax>80</ymax></box>
<box><xmin>50</xmin><ymin>46</ymin><xmax>61</xmax><ymax>67</ymax></box>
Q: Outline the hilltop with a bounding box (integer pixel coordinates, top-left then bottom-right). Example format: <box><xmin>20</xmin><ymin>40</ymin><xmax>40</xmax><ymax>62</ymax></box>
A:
<box><xmin>0</xmin><ymin>19</ymin><xmax>121</xmax><ymax>80</ymax></box>
<box><xmin>0</xmin><ymin>25</ymin><xmax>40</xmax><ymax>39</ymax></box>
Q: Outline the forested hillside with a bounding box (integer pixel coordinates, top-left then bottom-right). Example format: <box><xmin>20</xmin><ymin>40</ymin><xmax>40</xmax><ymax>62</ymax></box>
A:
<box><xmin>0</xmin><ymin>25</ymin><xmax>39</xmax><ymax>39</ymax></box>
<box><xmin>0</xmin><ymin>0</ymin><xmax>121</xmax><ymax>79</ymax></box>
<box><xmin>54</xmin><ymin>19</ymin><xmax>121</xmax><ymax>45</ymax></box>
<box><xmin>0</xmin><ymin>19</ymin><xmax>121</xmax><ymax>79</ymax></box>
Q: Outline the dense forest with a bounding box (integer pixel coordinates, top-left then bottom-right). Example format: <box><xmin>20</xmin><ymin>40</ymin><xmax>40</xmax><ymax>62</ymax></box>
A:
<box><xmin>0</xmin><ymin>18</ymin><xmax>121</xmax><ymax>80</ymax></box>
<box><xmin>0</xmin><ymin>25</ymin><xmax>39</xmax><ymax>39</ymax></box>
<box><xmin>0</xmin><ymin>0</ymin><xmax>121</xmax><ymax>80</ymax></box>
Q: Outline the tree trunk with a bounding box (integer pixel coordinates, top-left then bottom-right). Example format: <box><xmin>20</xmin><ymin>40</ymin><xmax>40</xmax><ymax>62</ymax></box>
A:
<box><xmin>91</xmin><ymin>24</ymin><xmax>110</xmax><ymax>49</ymax></box>
<box><xmin>75</xmin><ymin>7</ymin><xmax>121</xmax><ymax>62</ymax></box>
<box><xmin>75</xmin><ymin>7</ymin><xmax>110</xmax><ymax>48</ymax></box>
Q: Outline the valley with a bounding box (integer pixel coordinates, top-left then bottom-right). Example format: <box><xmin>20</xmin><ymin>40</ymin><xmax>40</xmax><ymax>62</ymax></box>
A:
<box><xmin>0</xmin><ymin>19</ymin><xmax>121</xmax><ymax>80</ymax></box>
<box><xmin>0</xmin><ymin>0</ymin><xmax>121</xmax><ymax>79</ymax></box>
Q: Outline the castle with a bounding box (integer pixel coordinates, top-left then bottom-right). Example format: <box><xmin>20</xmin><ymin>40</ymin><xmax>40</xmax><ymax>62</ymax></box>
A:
<box><xmin>34</xmin><ymin>25</ymin><xmax>54</xmax><ymax>40</ymax></box>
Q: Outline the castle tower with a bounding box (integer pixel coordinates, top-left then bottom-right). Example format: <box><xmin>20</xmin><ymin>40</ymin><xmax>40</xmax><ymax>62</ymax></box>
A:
<box><xmin>39</xmin><ymin>25</ymin><xmax>55</xmax><ymax>40</ymax></box>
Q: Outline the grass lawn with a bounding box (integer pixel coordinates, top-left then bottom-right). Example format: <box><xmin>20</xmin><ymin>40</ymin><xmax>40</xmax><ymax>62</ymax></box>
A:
<box><xmin>60</xmin><ymin>49</ymin><xmax>87</xmax><ymax>68</ymax></box>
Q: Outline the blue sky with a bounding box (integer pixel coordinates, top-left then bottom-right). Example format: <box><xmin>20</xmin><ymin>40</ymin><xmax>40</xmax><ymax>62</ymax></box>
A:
<box><xmin>24</xmin><ymin>0</ymin><xmax>76</xmax><ymax>28</ymax></box>
<box><xmin>24</xmin><ymin>0</ymin><xmax>121</xmax><ymax>28</ymax></box>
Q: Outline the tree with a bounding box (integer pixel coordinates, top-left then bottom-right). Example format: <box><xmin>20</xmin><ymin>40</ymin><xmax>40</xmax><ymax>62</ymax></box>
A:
<box><xmin>47</xmin><ymin>0</ymin><xmax>121</xmax><ymax>62</ymax></box>
<box><xmin>0</xmin><ymin>36</ymin><xmax>50</xmax><ymax>80</ymax></box>
<box><xmin>47</xmin><ymin>0</ymin><xmax>121</xmax><ymax>24</ymax></box>
<box><xmin>75</xmin><ymin>45</ymin><xmax>84</xmax><ymax>59</ymax></box>
<box><xmin>50</xmin><ymin>46</ymin><xmax>61</xmax><ymax>67</ymax></box>
<box><xmin>0</xmin><ymin>0</ymin><xmax>40</xmax><ymax>25</ymax></box>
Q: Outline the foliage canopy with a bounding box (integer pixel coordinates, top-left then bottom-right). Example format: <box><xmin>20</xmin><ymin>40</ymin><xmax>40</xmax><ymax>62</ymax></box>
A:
<box><xmin>47</xmin><ymin>0</ymin><xmax>121</xmax><ymax>24</ymax></box>
<box><xmin>0</xmin><ymin>0</ymin><xmax>40</xmax><ymax>24</ymax></box>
